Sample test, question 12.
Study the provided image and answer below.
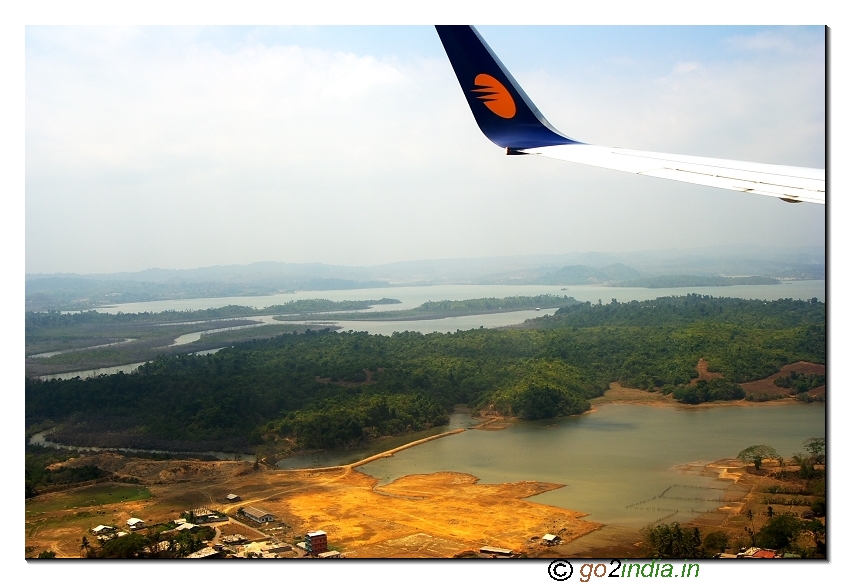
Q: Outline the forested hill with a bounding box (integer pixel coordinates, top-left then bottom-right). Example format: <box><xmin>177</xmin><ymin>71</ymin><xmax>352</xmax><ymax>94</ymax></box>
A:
<box><xmin>26</xmin><ymin>295</ymin><xmax>824</xmax><ymax>454</ymax></box>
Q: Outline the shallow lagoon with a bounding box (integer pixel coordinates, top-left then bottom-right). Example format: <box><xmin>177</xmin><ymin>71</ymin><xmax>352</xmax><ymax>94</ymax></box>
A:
<box><xmin>357</xmin><ymin>402</ymin><xmax>825</xmax><ymax>527</ymax></box>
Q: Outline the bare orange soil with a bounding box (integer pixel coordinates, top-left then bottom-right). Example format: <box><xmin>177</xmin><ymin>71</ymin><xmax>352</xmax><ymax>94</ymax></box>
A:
<box><xmin>740</xmin><ymin>362</ymin><xmax>825</xmax><ymax>398</ymax></box>
<box><xmin>26</xmin><ymin>453</ymin><xmax>599</xmax><ymax>558</ymax></box>
<box><xmin>600</xmin><ymin>360</ymin><xmax>825</xmax><ymax>408</ymax></box>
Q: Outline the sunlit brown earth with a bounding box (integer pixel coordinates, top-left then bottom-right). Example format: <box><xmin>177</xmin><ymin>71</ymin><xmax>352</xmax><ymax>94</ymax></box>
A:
<box><xmin>690</xmin><ymin>358</ymin><xmax>724</xmax><ymax>384</ymax></box>
<box><xmin>740</xmin><ymin>362</ymin><xmax>825</xmax><ymax>398</ymax></box>
<box><xmin>26</xmin><ymin>454</ymin><xmax>599</xmax><ymax>558</ymax></box>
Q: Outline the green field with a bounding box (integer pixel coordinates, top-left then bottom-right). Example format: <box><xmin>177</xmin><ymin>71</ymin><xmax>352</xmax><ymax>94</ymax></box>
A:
<box><xmin>25</xmin><ymin>483</ymin><xmax>151</xmax><ymax>515</ymax></box>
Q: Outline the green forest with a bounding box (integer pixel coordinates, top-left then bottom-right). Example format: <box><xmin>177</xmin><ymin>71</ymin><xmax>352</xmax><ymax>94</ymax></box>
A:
<box><xmin>273</xmin><ymin>294</ymin><xmax>580</xmax><ymax>321</ymax></box>
<box><xmin>25</xmin><ymin>295</ymin><xmax>824</xmax><ymax>454</ymax></box>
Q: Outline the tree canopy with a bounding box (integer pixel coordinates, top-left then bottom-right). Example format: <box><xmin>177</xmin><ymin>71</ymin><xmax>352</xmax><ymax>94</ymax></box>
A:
<box><xmin>26</xmin><ymin>295</ymin><xmax>825</xmax><ymax>453</ymax></box>
<box><xmin>642</xmin><ymin>523</ymin><xmax>704</xmax><ymax>559</ymax></box>
<box><xmin>737</xmin><ymin>445</ymin><xmax>779</xmax><ymax>470</ymax></box>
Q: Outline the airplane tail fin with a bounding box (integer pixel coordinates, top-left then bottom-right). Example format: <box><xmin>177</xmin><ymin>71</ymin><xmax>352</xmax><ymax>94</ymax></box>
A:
<box><xmin>435</xmin><ymin>25</ymin><xmax>577</xmax><ymax>150</ymax></box>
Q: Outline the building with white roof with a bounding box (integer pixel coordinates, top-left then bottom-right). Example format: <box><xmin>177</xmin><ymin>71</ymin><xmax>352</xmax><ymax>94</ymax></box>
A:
<box><xmin>242</xmin><ymin>506</ymin><xmax>274</xmax><ymax>523</ymax></box>
<box><xmin>126</xmin><ymin>517</ymin><xmax>145</xmax><ymax>530</ymax></box>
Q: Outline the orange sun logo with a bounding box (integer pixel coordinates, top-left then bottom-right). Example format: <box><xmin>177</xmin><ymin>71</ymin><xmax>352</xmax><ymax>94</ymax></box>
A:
<box><xmin>471</xmin><ymin>74</ymin><xmax>516</xmax><ymax>119</ymax></box>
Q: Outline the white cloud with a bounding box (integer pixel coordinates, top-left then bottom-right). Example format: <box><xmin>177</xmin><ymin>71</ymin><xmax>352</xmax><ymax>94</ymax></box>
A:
<box><xmin>25</xmin><ymin>27</ymin><xmax>825</xmax><ymax>274</ymax></box>
<box><xmin>672</xmin><ymin>61</ymin><xmax>699</xmax><ymax>74</ymax></box>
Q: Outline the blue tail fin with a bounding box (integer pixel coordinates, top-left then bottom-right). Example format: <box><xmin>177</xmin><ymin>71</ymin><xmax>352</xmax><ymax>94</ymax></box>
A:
<box><xmin>435</xmin><ymin>25</ymin><xmax>577</xmax><ymax>150</ymax></box>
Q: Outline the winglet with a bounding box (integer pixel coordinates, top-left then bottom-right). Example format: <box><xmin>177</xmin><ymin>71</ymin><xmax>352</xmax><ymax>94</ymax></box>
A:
<box><xmin>435</xmin><ymin>25</ymin><xmax>578</xmax><ymax>150</ymax></box>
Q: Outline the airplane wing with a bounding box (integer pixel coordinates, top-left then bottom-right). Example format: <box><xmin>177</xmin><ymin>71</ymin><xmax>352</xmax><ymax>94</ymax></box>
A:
<box><xmin>435</xmin><ymin>26</ymin><xmax>825</xmax><ymax>205</ymax></box>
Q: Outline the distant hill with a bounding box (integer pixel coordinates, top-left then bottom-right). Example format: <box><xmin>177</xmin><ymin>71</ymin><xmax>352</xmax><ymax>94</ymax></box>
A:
<box><xmin>534</xmin><ymin>263</ymin><xmax>643</xmax><ymax>285</ymax></box>
<box><xmin>612</xmin><ymin>275</ymin><xmax>781</xmax><ymax>288</ymax></box>
<box><xmin>26</xmin><ymin>245</ymin><xmax>824</xmax><ymax>311</ymax></box>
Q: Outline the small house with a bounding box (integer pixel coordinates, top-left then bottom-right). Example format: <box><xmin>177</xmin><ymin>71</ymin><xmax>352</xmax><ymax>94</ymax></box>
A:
<box><xmin>318</xmin><ymin>550</ymin><xmax>341</xmax><ymax>558</ymax></box>
<box><xmin>242</xmin><ymin>506</ymin><xmax>274</xmax><ymax>524</ymax></box>
<box><xmin>480</xmin><ymin>546</ymin><xmax>513</xmax><ymax>557</ymax></box>
<box><xmin>186</xmin><ymin>547</ymin><xmax>221</xmax><ymax>559</ymax></box>
<box><xmin>126</xmin><ymin>517</ymin><xmax>145</xmax><ymax>530</ymax></box>
<box><xmin>319</xmin><ymin>551</ymin><xmax>342</xmax><ymax>559</ymax></box>
<box><xmin>91</xmin><ymin>525</ymin><xmax>115</xmax><ymax>534</ymax></box>
<box><xmin>737</xmin><ymin>547</ymin><xmax>779</xmax><ymax>559</ymax></box>
<box><xmin>226</xmin><ymin>493</ymin><xmax>241</xmax><ymax>502</ymax></box>
<box><xmin>542</xmin><ymin>533</ymin><xmax>561</xmax><ymax>545</ymax></box>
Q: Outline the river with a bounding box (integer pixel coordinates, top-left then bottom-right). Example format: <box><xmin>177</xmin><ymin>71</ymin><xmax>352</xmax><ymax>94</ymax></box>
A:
<box><xmin>88</xmin><ymin>280</ymin><xmax>824</xmax><ymax>315</ymax></box>
<box><xmin>28</xmin><ymin>429</ymin><xmax>242</xmax><ymax>461</ymax></box>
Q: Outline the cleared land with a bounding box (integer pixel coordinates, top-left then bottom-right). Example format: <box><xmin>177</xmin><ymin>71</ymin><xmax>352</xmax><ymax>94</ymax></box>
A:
<box><xmin>25</xmin><ymin>453</ymin><xmax>599</xmax><ymax>558</ymax></box>
<box><xmin>740</xmin><ymin>362</ymin><xmax>825</xmax><ymax>399</ymax></box>
<box><xmin>26</xmin><ymin>483</ymin><xmax>150</xmax><ymax>515</ymax></box>
<box><xmin>593</xmin><ymin>360</ymin><xmax>825</xmax><ymax>409</ymax></box>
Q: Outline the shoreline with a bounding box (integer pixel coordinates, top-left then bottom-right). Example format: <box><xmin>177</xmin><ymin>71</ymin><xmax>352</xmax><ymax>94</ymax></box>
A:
<box><xmin>29</xmin><ymin>384</ymin><xmax>818</xmax><ymax>465</ymax></box>
<box><xmin>26</xmin><ymin>400</ymin><xmax>821</xmax><ymax>558</ymax></box>
<box><xmin>590</xmin><ymin>382</ymin><xmax>823</xmax><ymax>411</ymax></box>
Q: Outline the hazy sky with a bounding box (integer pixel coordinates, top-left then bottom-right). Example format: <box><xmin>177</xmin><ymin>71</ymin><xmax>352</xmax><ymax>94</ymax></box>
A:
<box><xmin>25</xmin><ymin>24</ymin><xmax>825</xmax><ymax>274</ymax></box>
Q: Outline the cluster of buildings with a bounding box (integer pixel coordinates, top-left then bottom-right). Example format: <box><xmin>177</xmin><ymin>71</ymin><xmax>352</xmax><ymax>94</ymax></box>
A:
<box><xmin>86</xmin><ymin>493</ymin><xmax>343</xmax><ymax>559</ymax></box>
<box><xmin>476</xmin><ymin>531</ymin><xmax>559</xmax><ymax>558</ymax></box>
<box><xmin>90</xmin><ymin>517</ymin><xmax>147</xmax><ymax>542</ymax></box>
<box><xmin>181</xmin><ymin>495</ymin><xmax>341</xmax><ymax>559</ymax></box>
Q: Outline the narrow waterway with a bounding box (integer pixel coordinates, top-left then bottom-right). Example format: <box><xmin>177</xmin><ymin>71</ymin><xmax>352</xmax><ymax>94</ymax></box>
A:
<box><xmin>28</xmin><ymin>338</ymin><xmax>137</xmax><ymax>358</ymax></box>
<box><xmin>28</xmin><ymin>428</ymin><xmax>244</xmax><ymax>460</ymax></box>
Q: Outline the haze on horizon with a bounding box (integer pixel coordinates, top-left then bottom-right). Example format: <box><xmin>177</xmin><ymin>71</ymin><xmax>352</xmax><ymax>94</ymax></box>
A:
<box><xmin>26</xmin><ymin>25</ymin><xmax>825</xmax><ymax>275</ymax></box>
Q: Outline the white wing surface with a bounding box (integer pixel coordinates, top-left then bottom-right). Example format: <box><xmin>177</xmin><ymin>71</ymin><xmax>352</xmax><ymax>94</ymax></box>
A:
<box><xmin>436</xmin><ymin>26</ymin><xmax>825</xmax><ymax>205</ymax></box>
<box><xmin>523</xmin><ymin>144</ymin><xmax>825</xmax><ymax>205</ymax></box>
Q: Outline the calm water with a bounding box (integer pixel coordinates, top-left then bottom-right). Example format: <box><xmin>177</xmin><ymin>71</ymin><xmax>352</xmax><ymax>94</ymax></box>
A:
<box><xmin>37</xmin><ymin>348</ymin><xmax>224</xmax><ymax>381</ymax></box>
<box><xmin>37</xmin><ymin>361</ymin><xmax>149</xmax><ymax>381</ymax></box>
<box><xmin>358</xmin><ymin>403</ymin><xmax>825</xmax><ymax>527</ymax></box>
<box><xmin>90</xmin><ymin>281</ymin><xmax>825</xmax><ymax>315</ymax></box>
<box><xmin>276</xmin><ymin>413</ymin><xmax>480</xmax><ymax>469</ymax></box>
